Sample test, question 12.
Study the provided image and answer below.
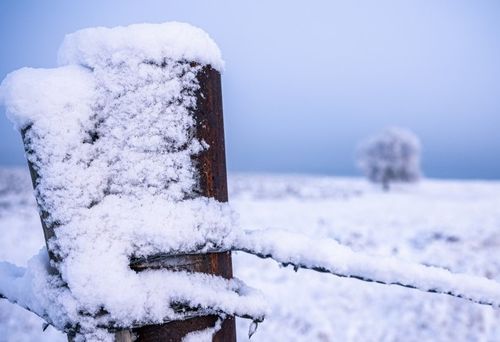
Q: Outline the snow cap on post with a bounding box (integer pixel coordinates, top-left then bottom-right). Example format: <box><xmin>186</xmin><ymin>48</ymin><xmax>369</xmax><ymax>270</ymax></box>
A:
<box><xmin>57</xmin><ymin>22</ymin><xmax>224</xmax><ymax>71</ymax></box>
<box><xmin>0</xmin><ymin>66</ymin><xmax>94</xmax><ymax>131</ymax></box>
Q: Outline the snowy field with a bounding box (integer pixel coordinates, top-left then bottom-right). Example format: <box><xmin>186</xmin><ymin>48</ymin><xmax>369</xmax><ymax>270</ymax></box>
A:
<box><xmin>1</xmin><ymin>167</ymin><xmax>499</xmax><ymax>342</ymax></box>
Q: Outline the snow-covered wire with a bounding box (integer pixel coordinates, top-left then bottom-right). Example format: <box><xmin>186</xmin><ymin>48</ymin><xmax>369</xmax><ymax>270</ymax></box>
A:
<box><xmin>233</xmin><ymin>229</ymin><xmax>500</xmax><ymax>308</ymax></box>
<box><xmin>0</xmin><ymin>250</ymin><xmax>266</xmax><ymax>338</ymax></box>
<box><xmin>0</xmin><ymin>259</ymin><xmax>57</xmax><ymax>327</ymax></box>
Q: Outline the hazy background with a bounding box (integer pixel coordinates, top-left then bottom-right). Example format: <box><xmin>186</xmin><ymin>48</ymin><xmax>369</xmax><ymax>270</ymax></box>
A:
<box><xmin>1</xmin><ymin>0</ymin><xmax>499</xmax><ymax>179</ymax></box>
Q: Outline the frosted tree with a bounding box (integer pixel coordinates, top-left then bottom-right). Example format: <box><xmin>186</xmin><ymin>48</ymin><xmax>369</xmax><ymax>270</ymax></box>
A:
<box><xmin>357</xmin><ymin>127</ymin><xmax>421</xmax><ymax>190</ymax></box>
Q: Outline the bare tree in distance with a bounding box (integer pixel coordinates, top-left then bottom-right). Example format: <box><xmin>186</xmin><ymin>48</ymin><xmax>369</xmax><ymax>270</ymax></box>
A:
<box><xmin>357</xmin><ymin>127</ymin><xmax>422</xmax><ymax>190</ymax></box>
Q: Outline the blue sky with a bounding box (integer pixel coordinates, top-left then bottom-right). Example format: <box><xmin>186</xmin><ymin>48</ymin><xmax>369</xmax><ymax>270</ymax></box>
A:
<box><xmin>1</xmin><ymin>0</ymin><xmax>500</xmax><ymax>179</ymax></box>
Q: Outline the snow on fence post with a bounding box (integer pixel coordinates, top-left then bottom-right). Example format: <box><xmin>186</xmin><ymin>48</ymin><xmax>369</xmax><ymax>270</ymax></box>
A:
<box><xmin>0</xmin><ymin>22</ymin><xmax>267</xmax><ymax>341</ymax></box>
<box><xmin>19</xmin><ymin>63</ymin><xmax>235</xmax><ymax>342</ymax></box>
<box><xmin>126</xmin><ymin>65</ymin><xmax>236</xmax><ymax>341</ymax></box>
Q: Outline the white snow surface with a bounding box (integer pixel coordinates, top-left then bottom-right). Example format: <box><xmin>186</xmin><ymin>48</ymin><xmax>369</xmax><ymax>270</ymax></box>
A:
<box><xmin>0</xmin><ymin>65</ymin><xmax>94</xmax><ymax>131</ymax></box>
<box><xmin>181</xmin><ymin>317</ymin><xmax>223</xmax><ymax>342</ymax></box>
<box><xmin>58</xmin><ymin>22</ymin><xmax>224</xmax><ymax>72</ymax></box>
<box><xmin>1</xmin><ymin>170</ymin><xmax>500</xmax><ymax>341</ymax></box>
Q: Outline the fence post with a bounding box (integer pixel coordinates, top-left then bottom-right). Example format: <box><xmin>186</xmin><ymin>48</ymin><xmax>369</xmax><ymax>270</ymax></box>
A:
<box><xmin>23</xmin><ymin>64</ymin><xmax>236</xmax><ymax>341</ymax></box>
<box><xmin>128</xmin><ymin>65</ymin><xmax>236</xmax><ymax>341</ymax></box>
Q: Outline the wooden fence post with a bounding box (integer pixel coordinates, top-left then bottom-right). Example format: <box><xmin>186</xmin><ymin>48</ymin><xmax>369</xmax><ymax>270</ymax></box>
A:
<box><xmin>128</xmin><ymin>66</ymin><xmax>236</xmax><ymax>341</ymax></box>
<box><xmin>24</xmin><ymin>64</ymin><xmax>236</xmax><ymax>341</ymax></box>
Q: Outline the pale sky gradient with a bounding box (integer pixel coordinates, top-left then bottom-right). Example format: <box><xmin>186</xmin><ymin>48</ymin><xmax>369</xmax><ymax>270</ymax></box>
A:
<box><xmin>1</xmin><ymin>0</ymin><xmax>499</xmax><ymax>179</ymax></box>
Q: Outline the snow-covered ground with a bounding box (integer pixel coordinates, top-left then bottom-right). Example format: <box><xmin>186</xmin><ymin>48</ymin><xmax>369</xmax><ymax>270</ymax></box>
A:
<box><xmin>1</xmin><ymin>168</ymin><xmax>499</xmax><ymax>341</ymax></box>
